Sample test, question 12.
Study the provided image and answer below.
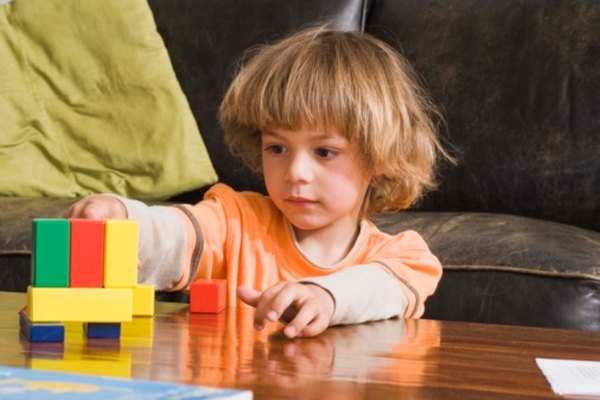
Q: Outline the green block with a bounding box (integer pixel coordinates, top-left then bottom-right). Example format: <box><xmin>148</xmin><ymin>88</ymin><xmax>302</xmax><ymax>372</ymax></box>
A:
<box><xmin>32</xmin><ymin>219</ymin><xmax>70</xmax><ymax>287</ymax></box>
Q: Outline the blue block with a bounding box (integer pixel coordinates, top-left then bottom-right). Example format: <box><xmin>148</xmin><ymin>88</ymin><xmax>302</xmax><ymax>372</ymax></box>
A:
<box><xmin>84</xmin><ymin>322</ymin><xmax>121</xmax><ymax>338</ymax></box>
<box><xmin>19</xmin><ymin>309</ymin><xmax>64</xmax><ymax>342</ymax></box>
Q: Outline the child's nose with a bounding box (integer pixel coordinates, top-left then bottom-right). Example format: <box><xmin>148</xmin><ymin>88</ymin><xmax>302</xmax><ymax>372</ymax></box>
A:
<box><xmin>285</xmin><ymin>153</ymin><xmax>313</xmax><ymax>183</ymax></box>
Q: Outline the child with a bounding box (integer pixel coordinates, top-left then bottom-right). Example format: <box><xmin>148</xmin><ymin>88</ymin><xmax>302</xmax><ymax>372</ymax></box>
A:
<box><xmin>65</xmin><ymin>25</ymin><xmax>452</xmax><ymax>338</ymax></box>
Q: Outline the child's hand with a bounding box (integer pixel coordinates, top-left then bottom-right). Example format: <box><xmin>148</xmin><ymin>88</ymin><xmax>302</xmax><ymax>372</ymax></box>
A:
<box><xmin>237</xmin><ymin>282</ymin><xmax>335</xmax><ymax>338</ymax></box>
<box><xmin>64</xmin><ymin>195</ymin><xmax>127</xmax><ymax>220</ymax></box>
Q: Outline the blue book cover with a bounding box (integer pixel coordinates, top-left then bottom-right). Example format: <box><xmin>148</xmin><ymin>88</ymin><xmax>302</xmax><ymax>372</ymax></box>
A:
<box><xmin>0</xmin><ymin>366</ymin><xmax>252</xmax><ymax>399</ymax></box>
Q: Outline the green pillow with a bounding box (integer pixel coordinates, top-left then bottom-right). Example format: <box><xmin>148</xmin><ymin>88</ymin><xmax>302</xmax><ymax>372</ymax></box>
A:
<box><xmin>0</xmin><ymin>0</ymin><xmax>217</xmax><ymax>200</ymax></box>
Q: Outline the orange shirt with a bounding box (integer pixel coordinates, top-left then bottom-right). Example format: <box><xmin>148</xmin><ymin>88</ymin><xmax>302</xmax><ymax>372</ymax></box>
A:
<box><xmin>171</xmin><ymin>184</ymin><xmax>442</xmax><ymax>318</ymax></box>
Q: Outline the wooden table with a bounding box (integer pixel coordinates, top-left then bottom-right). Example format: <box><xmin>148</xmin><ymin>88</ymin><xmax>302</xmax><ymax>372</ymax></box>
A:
<box><xmin>1</xmin><ymin>291</ymin><xmax>599</xmax><ymax>399</ymax></box>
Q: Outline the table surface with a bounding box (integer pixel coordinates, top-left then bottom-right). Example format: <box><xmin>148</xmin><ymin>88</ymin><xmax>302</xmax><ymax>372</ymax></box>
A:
<box><xmin>1</xmin><ymin>291</ymin><xmax>599</xmax><ymax>399</ymax></box>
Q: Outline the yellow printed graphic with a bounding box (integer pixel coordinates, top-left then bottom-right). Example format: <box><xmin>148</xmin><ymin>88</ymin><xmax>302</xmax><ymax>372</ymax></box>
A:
<box><xmin>0</xmin><ymin>378</ymin><xmax>98</xmax><ymax>394</ymax></box>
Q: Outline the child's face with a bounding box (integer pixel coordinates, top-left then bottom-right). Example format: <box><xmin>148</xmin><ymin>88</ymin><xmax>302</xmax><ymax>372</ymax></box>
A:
<box><xmin>261</xmin><ymin>126</ymin><xmax>371</xmax><ymax>235</ymax></box>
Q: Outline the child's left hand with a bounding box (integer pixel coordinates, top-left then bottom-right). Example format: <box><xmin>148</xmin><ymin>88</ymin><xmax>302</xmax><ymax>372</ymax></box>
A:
<box><xmin>237</xmin><ymin>282</ymin><xmax>335</xmax><ymax>338</ymax></box>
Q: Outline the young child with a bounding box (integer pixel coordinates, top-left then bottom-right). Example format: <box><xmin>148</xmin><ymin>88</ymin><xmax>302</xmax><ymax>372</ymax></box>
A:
<box><xmin>65</xmin><ymin>25</ymin><xmax>452</xmax><ymax>338</ymax></box>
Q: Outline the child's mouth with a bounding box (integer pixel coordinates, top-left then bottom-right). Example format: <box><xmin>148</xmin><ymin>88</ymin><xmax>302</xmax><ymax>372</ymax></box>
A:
<box><xmin>286</xmin><ymin>197</ymin><xmax>317</xmax><ymax>207</ymax></box>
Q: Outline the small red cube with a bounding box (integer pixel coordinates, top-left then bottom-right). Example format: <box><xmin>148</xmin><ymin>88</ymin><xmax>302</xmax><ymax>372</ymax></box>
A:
<box><xmin>189</xmin><ymin>279</ymin><xmax>226</xmax><ymax>313</ymax></box>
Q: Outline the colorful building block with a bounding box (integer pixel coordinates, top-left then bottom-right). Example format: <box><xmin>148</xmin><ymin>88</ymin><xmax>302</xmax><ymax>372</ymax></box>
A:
<box><xmin>189</xmin><ymin>279</ymin><xmax>226</xmax><ymax>313</ymax></box>
<box><xmin>19</xmin><ymin>308</ymin><xmax>64</xmax><ymax>342</ymax></box>
<box><xmin>27</xmin><ymin>286</ymin><xmax>133</xmax><ymax>322</ymax></box>
<box><xmin>69</xmin><ymin>219</ymin><xmax>104</xmax><ymax>288</ymax></box>
<box><xmin>84</xmin><ymin>322</ymin><xmax>121</xmax><ymax>338</ymax></box>
<box><xmin>32</xmin><ymin>219</ymin><xmax>70</xmax><ymax>287</ymax></box>
<box><xmin>22</xmin><ymin>217</ymin><xmax>152</xmax><ymax>344</ymax></box>
<box><xmin>103</xmin><ymin>220</ymin><xmax>138</xmax><ymax>288</ymax></box>
<box><xmin>132</xmin><ymin>284</ymin><xmax>155</xmax><ymax>316</ymax></box>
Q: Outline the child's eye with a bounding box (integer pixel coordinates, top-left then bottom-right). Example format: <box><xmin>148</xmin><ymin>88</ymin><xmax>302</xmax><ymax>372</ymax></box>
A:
<box><xmin>264</xmin><ymin>144</ymin><xmax>286</xmax><ymax>154</ymax></box>
<box><xmin>315</xmin><ymin>148</ymin><xmax>338</xmax><ymax>159</ymax></box>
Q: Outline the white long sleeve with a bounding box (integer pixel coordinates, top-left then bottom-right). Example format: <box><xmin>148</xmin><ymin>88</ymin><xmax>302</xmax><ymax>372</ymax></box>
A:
<box><xmin>301</xmin><ymin>264</ymin><xmax>408</xmax><ymax>326</ymax></box>
<box><xmin>113</xmin><ymin>196</ymin><xmax>187</xmax><ymax>291</ymax></box>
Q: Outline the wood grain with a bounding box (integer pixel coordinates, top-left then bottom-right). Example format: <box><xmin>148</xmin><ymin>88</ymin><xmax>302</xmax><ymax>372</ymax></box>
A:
<box><xmin>1</xmin><ymin>291</ymin><xmax>598</xmax><ymax>399</ymax></box>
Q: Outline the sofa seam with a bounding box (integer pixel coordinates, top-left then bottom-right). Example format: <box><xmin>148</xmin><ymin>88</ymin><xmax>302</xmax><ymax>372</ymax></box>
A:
<box><xmin>0</xmin><ymin>250</ymin><xmax>31</xmax><ymax>255</ymax></box>
<box><xmin>443</xmin><ymin>264</ymin><xmax>600</xmax><ymax>282</ymax></box>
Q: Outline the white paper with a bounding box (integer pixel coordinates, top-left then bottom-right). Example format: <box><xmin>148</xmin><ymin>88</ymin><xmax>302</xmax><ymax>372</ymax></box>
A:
<box><xmin>536</xmin><ymin>358</ymin><xmax>600</xmax><ymax>397</ymax></box>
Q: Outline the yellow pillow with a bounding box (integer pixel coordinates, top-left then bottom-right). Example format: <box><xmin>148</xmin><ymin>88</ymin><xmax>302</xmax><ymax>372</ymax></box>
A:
<box><xmin>0</xmin><ymin>0</ymin><xmax>217</xmax><ymax>199</ymax></box>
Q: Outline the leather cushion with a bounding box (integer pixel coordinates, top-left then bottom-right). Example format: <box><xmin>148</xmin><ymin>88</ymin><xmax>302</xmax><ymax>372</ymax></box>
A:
<box><xmin>365</xmin><ymin>0</ymin><xmax>600</xmax><ymax>232</ymax></box>
<box><xmin>373</xmin><ymin>211</ymin><xmax>600</xmax><ymax>331</ymax></box>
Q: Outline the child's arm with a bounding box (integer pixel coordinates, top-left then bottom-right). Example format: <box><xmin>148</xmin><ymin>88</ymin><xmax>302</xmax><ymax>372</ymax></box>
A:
<box><xmin>237</xmin><ymin>264</ymin><xmax>408</xmax><ymax>338</ymax></box>
<box><xmin>65</xmin><ymin>195</ymin><xmax>188</xmax><ymax>291</ymax></box>
<box><xmin>299</xmin><ymin>264</ymin><xmax>412</xmax><ymax>324</ymax></box>
<box><xmin>297</xmin><ymin>235</ymin><xmax>442</xmax><ymax>327</ymax></box>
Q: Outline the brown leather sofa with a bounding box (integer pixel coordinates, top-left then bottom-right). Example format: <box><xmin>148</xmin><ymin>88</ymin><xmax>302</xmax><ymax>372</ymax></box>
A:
<box><xmin>1</xmin><ymin>0</ymin><xmax>598</xmax><ymax>332</ymax></box>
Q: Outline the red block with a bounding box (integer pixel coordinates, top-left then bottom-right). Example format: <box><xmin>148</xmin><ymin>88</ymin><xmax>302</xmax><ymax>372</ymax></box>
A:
<box><xmin>69</xmin><ymin>219</ymin><xmax>104</xmax><ymax>287</ymax></box>
<box><xmin>190</xmin><ymin>279</ymin><xmax>226</xmax><ymax>313</ymax></box>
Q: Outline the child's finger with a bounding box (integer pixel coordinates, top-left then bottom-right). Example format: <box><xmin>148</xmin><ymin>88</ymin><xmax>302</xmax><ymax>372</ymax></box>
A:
<box><xmin>263</xmin><ymin>283</ymin><xmax>303</xmax><ymax>322</ymax></box>
<box><xmin>236</xmin><ymin>285</ymin><xmax>262</xmax><ymax>307</ymax></box>
<box><xmin>63</xmin><ymin>202</ymin><xmax>88</xmax><ymax>218</ymax></box>
<box><xmin>282</xmin><ymin>299</ymin><xmax>323</xmax><ymax>338</ymax></box>
<box><xmin>252</xmin><ymin>282</ymin><xmax>288</xmax><ymax>329</ymax></box>
<box><xmin>297</xmin><ymin>313</ymin><xmax>330</xmax><ymax>337</ymax></box>
<box><xmin>79</xmin><ymin>202</ymin><xmax>110</xmax><ymax>219</ymax></box>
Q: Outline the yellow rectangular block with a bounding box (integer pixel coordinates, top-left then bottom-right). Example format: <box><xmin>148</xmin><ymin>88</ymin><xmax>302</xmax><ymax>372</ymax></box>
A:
<box><xmin>132</xmin><ymin>284</ymin><xmax>155</xmax><ymax>316</ymax></box>
<box><xmin>27</xmin><ymin>286</ymin><xmax>133</xmax><ymax>322</ymax></box>
<box><xmin>104</xmin><ymin>219</ymin><xmax>138</xmax><ymax>287</ymax></box>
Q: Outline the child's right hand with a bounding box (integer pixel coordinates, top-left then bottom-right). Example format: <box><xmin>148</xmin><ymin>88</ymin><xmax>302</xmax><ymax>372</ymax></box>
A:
<box><xmin>64</xmin><ymin>195</ymin><xmax>127</xmax><ymax>220</ymax></box>
<box><xmin>237</xmin><ymin>282</ymin><xmax>335</xmax><ymax>338</ymax></box>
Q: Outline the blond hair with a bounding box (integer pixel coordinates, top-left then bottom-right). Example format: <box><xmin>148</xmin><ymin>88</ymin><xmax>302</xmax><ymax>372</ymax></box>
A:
<box><xmin>220</xmin><ymin>25</ymin><xmax>453</xmax><ymax>215</ymax></box>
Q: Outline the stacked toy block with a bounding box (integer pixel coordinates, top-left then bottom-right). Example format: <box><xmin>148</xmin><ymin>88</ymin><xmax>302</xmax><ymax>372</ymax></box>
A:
<box><xmin>21</xmin><ymin>218</ymin><xmax>155</xmax><ymax>342</ymax></box>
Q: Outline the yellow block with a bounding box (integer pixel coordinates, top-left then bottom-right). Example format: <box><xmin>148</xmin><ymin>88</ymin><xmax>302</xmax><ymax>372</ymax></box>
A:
<box><xmin>104</xmin><ymin>219</ymin><xmax>138</xmax><ymax>287</ymax></box>
<box><xmin>27</xmin><ymin>286</ymin><xmax>133</xmax><ymax>322</ymax></box>
<box><xmin>132</xmin><ymin>284</ymin><xmax>155</xmax><ymax>316</ymax></box>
